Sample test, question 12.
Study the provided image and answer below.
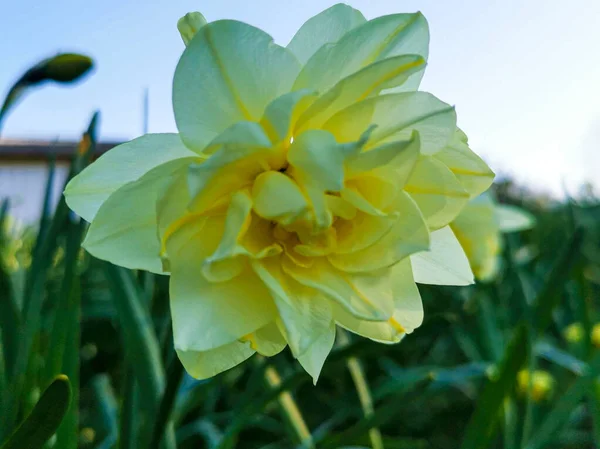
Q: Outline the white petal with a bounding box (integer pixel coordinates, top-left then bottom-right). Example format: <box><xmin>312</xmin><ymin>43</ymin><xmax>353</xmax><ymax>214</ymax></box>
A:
<box><xmin>64</xmin><ymin>134</ymin><xmax>197</xmax><ymax>222</ymax></box>
<box><xmin>287</xmin><ymin>4</ymin><xmax>366</xmax><ymax>64</ymax></box>
<box><xmin>173</xmin><ymin>20</ymin><xmax>301</xmax><ymax>151</ymax></box>
<box><xmin>496</xmin><ymin>205</ymin><xmax>535</xmax><ymax>233</ymax></box>
<box><xmin>411</xmin><ymin>225</ymin><xmax>474</xmax><ymax>286</ymax></box>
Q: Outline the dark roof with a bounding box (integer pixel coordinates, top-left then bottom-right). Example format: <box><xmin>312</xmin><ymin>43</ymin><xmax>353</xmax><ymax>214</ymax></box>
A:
<box><xmin>0</xmin><ymin>139</ymin><xmax>120</xmax><ymax>162</ymax></box>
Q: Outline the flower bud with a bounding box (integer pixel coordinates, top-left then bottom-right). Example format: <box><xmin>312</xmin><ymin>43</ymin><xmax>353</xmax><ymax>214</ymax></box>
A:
<box><xmin>177</xmin><ymin>12</ymin><xmax>207</xmax><ymax>46</ymax></box>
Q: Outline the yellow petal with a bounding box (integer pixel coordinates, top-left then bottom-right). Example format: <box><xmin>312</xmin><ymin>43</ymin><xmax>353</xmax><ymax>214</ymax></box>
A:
<box><xmin>248</xmin><ymin>322</ymin><xmax>287</xmax><ymax>357</ymax></box>
<box><xmin>167</xmin><ymin>215</ymin><xmax>277</xmax><ymax>352</ymax></box>
<box><xmin>326</xmin><ymin>195</ymin><xmax>357</xmax><ymax>220</ymax></box>
<box><xmin>288</xmin><ymin>130</ymin><xmax>346</xmax><ymax>192</ymax></box>
<box><xmin>296</xmin><ymin>322</ymin><xmax>336</xmax><ymax>384</ymax></box>
<box><xmin>404</xmin><ymin>155</ymin><xmax>470</xmax><ymax>230</ymax></box>
<box><xmin>252</xmin><ymin>259</ymin><xmax>332</xmax><ymax>356</ymax></box>
<box><xmin>340</xmin><ymin>186</ymin><xmax>387</xmax><ymax>216</ymax></box>
<box><xmin>451</xmin><ymin>195</ymin><xmax>501</xmax><ymax>281</ymax></box>
<box><xmin>288</xmin><ymin>129</ymin><xmax>358</xmax><ymax>229</ymax></box>
<box><xmin>329</xmin><ymin>191</ymin><xmax>429</xmax><ymax>273</ymax></box>
<box><xmin>261</xmin><ymin>89</ymin><xmax>318</xmax><ymax>144</ymax></box>
<box><xmin>296</xmin><ymin>54</ymin><xmax>425</xmax><ymax>131</ymax></box>
<box><xmin>177</xmin><ymin>341</ymin><xmax>255</xmax><ymax>380</ymax></box>
<box><xmin>434</xmin><ymin>130</ymin><xmax>495</xmax><ymax>198</ymax></box>
<box><xmin>390</xmin><ymin>258</ymin><xmax>423</xmax><ymax>333</ymax></box>
<box><xmin>202</xmin><ymin>190</ymin><xmax>253</xmax><ymax>282</ymax></box>
<box><xmin>323</xmin><ymin>92</ymin><xmax>456</xmax><ymax>155</ymax></box>
<box><xmin>187</xmin><ymin>122</ymin><xmax>275</xmax><ymax>213</ymax></box>
<box><xmin>334</xmin><ymin>303</ymin><xmax>402</xmax><ymax>344</ymax></box>
<box><xmin>252</xmin><ymin>171</ymin><xmax>309</xmax><ymax>225</ymax></box>
<box><xmin>283</xmin><ymin>257</ymin><xmax>393</xmax><ymax>321</ymax></box>
<box><xmin>344</xmin><ymin>175</ymin><xmax>398</xmax><ymax>214</ymax></box>
<box><xmin>294</xmin><ymin>13</ymin><xmax>429</xmax><ymax>94</ymax></box>
<box><xmin>334</xmin><ymin>211</ymin><xmax>396</xmax><ymax>254</ymax></box>
<box><xmin>333</xmin><ymin>259</ymin><xmax>422</xmax><ymax>342</ymax></box>
<box><xmin>345</xmin><ymin>131</ymin><xmax>419</xmax><ymax>180</ymax></box>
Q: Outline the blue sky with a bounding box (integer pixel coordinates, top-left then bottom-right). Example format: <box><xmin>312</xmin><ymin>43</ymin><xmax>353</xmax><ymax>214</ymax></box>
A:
<box><xmin>1</xmin><ymin>0</ymin><xmax>599</xmax><ymax>195</ymax></box>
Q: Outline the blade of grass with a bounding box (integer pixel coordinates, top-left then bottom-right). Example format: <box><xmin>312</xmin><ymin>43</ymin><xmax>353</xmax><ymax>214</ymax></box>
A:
<box><xmin>91</xmin><ymin>375</ymin><xmax>118</xmax><ymax>449</ymax></box>
<box><xmin>42</xmin><ymin>212</ymin><xmax>85</xmax><ymax>449</ymax></box>
<box><xmin>318</xmin><ymin>391</ymin><xmax>425</xmax><ymax>449</ymax></box>
<box><xmin>103</xmin><ymin>264</ymin><xmax>175</xmax><ymax>449</ymax></box>
<box><xmin>149</xmin><ymin>356</ymin><xmax>185</xmax><ymax>449</ymax></box>
<box><xmin>118</xmin><ymin>367</ymin><xmax>139</xmax><ymax>449</ymax></box>
<box><xmin>525</xmin><ymin>352</ymin><xmax>600</xmax><ymax>449</ymax></box>
<box><xmin>0</xmin><ymin>375</ymin><xmax>71</xmax><ymax>449</ymax></box>
<box><xmin>338</xmin><ymin>330</ymin><xmax>383</xmax><ymax>449</ymax></box>
<box><xmin>264</xmin><ymin>364</ymin><xmax>314</xmax><ymax>449</ymax></box>
<box><xmin>30</xmin><ymin>156</ymin><xmax>55</xmax><ymax>269</ymax></box>
<box><xmin>217</xmin><ymin>340</ymin><xmax>386</xmax><ymax>449</ymax></box>
<box><xmin>44</xmin><ymin>216</ymin><xmax>84</xmax><ymax>381</ymax></box>
<box><xmin>0</xmin><ymin>113</ymin><xmax>98</xmax><ymax>439</ymax></box>
<box><xmin>460</xmin><ymin>228</ymin><xmax>584</xmax><ymax>449</ymax></box>
<box><xmin>0</xmin><ymin>199</ymin><xmax>20</xmax><ymax>382</ymax></box>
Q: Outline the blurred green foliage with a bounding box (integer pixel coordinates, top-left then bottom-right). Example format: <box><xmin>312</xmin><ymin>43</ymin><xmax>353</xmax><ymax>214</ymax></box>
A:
<box><xmin>1</xmin><ymin>61</ymin><xmax>600</xmax><ymax>449</ymax></box>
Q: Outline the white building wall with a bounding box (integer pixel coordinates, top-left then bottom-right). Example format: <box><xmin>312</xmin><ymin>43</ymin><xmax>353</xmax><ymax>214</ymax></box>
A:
<box><xmin>0</xmin><ymin>162</ymin><xmax>70</xmax><ymax>224</ymax></box>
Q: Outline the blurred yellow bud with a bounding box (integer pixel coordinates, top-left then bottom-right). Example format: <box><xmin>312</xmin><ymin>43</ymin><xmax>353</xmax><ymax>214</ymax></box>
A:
<box><xmin>517</xmin><ymin>369</ymin><xmax>554</xmax><ymax>402</ymax></box>
<box><xmin>177</xmin><ymin>12</ymin><xmax>207</xmax><ymax>46</ymax></box>
<box><xmin>80</xmin><ymin>427</ymin><xmax>96</xmax><ymax>445</ymax></box>
<box><xmin>563</xmin><ymin>322</ymin><xmax>584</xmax><ymax>344</ymax></box>
<box><xmin>592</xmin><ymin>323</ymin><xmax>600</xmax><ymax>348</ymax></box>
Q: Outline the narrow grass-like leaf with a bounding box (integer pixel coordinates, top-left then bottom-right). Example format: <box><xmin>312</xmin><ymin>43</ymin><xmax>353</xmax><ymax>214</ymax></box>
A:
<box><xmin>44</xmin><ymin>216</ymin><xmax>84</xmax><ymax>381</ymax></box>
<box><xmin>0</xmin><ymin>199</ymin><xmax>20</xmax><ymax>381</ymax></box>
<box><xmin>149</xmin><ymin>356</ymin><xmax>185</xmax><ymax>449</ymax></box>
<box><xmin>91</xmin><ymin>375</ymin><xmax>118</xmax><ymax>449</ymax></box>
<box><xmin>30</xmin><ymin>156</ymin><xmax>55</xmax><ymax>267</ymax></box>
<box><xmin>118</xmin><ymin>367</ymin><xmax>139</xmax><ymax>449</ymax></box>
<box><xmin>0</xmin><ymin>375</ymin><xmax>71</xmax><ymax>449</ymax></box>
<box><xmin>460</xmin><ymin>323</ymin><xmax>529</xmax><ymax>449</ymax></box>
<box><xmin>103</xmin><ymin>264</ymin><xmax>175</xmax><ymax>449</ymax></box>
<box><xmin>525</xmin><ymin>352</ymin><xmax>600</xmax><ymax>449</ymax></box>
<box><xmin>535</xmin><ymin>341</ymin><xmax>587</xmax><ymax>375</ymax></box>
<box><xmin>0</xmin><ymin>113</ymin><xmax>98</xmax><ymax>438</ymax></box>
<box><xmin>318</xmin><ymin>393</ymin><xmax>426</xmax><ymax>449</ymax></box>
<box><xmin>533</xmin><ymin>229</ymin><xmax>584</xmax><ymax>333</ymax></box>
<box><xmin>338</xmin><ymin>330</ymin><xmax>383</xmax><ymax>449</ymax></box>
<box><xmin>460</xmin><ymin>228</ymin><xmax>584</xmax><ymax>449</ymax></box>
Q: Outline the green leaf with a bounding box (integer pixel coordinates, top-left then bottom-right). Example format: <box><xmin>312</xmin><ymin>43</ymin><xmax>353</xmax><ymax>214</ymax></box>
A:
<box><xmin>0</xmin><ymin>53</ymin><xmax>93</xmax><ymax>132</ymax></box>
<box><xmin>103</xmin><ymin>264</ymin><xmax>175</xmax><ymax>449</ymax></box>
<box><xmin>0</xmin><ymin>375</ymin><xmax>71</xmax><ymax>449</ymax></box>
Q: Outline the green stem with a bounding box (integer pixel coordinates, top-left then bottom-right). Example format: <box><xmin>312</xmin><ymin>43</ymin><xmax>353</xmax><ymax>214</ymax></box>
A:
<box><xmin>264</xmin><ymin>364</ymin><xmax>314</xmax><ymax>449</ymax></box>
<box><xmin>338</xmin><ymin>329</ymin><xmax>384</xmax><ymax>449</ymax></box>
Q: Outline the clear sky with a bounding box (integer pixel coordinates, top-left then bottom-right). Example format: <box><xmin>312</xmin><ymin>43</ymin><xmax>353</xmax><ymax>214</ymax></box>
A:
<box><xmin>1</xmin><ymin>0</ymin><xmax>599</xmax><ymax>195</ymax></box>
